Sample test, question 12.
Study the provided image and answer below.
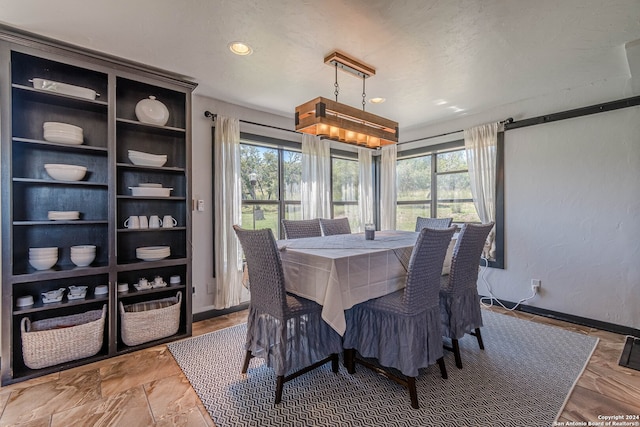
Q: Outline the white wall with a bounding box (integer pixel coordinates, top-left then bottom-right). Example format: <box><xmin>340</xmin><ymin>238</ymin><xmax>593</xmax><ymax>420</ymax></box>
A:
<box><xmin>190</xmin><ymin>96</ymin><xmax>298</xmax><ymax>313</ymax></box>
<box><xmin>190</xmin><ymin>76</ymin><xmax>640</xmax><ymax>329</ymax></box>
<box><xmin>401</xmin><ymin>76</ymin><xmax>640</xmax><ymax>329</ymax></box>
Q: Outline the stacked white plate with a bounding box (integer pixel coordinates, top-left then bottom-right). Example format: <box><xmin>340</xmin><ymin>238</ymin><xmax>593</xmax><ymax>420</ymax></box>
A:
<box><xmin>29</xmin><ymin>247</ymin><xmax>58</xmax><ymax>270</ymax></box>
<box><xmin>128</xmin><ymin>150</ymin><xmax>167</xmax><ymax>167</ymax></box>
<box><xmin>48</xmin><ymin>210</ymin><xmax>80</xmax><ymax>221</ymax></box>
<box><xmin>43</xmin><ymin>122</ymin><xmax>83</xmax><ymax>145</ymax></box>
<box><xmin>136</xmin><ymin>246</ymin><xmax>170</xmax><ymax>261</ymax></box>
<box><xmin>70</xmin><ymin>245</ymin><xmax>96</xmax><ymax>267</ymax></box>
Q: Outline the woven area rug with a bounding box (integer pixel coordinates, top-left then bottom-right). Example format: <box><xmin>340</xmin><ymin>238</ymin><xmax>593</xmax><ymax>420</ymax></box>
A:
<box><xmin>168</xmin><ymin>311</ymin><xmax>597</xmax><ymax>426</ymax></box>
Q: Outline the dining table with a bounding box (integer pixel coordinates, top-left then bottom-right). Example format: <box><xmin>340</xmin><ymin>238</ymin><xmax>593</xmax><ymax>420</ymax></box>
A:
<box><xmin>277</xmin><ymin>230</ymin><xmax>457</xmax><ymax>335</ymax></box>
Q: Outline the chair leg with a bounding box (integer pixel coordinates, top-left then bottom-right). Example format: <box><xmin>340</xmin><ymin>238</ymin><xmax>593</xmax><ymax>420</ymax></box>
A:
<box><xmin>344</xmin><ymin>349</ymin><xmax>356</xmax><ymax>374</ymax></box>
<box><xmin>452</xmin><ymin>339</ymin><xmax>462</xmax><ymax>369</ymax></box>
<box><xmin>437</xmin><ymin>357</ymin><xmax>448</xmax><ymax>379</ymax></box>
<box><xmin>407</xmin><ymin>377</ymin><xmax>419</xmax><ymax>409</ymax></box>
<box><xmin>331</xmin><ymin>353</ymin><xmax>339</xmax><ymax>373</ymax></box>
<box><xmin>275</xmin><ymin>375</ymin><xmax>284</xmax><ymax>405</ymax></box>
<box><xmin>241</xmin><ymin>350</ymin><xmax>252</xmax><ymax>374</ymax></box>
<box><xmin>474</xmin><ymin>327</ymin><xmax>485</xmax><ymax>350</ymax></box>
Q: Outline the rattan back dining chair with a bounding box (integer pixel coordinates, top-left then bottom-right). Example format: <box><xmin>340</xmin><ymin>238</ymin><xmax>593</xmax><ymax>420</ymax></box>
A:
<box><xmin>415</xmin><ymin>216</ymin><xmax>453</xmax><ymax>231</ymax></box>
<box><xmin>343</xmin><ymin>226</ymin><xmax>456</xmax><ymax>409</ymax></box>
<box><xmin>281</xmin><ymin>218</ymin><xmax>322</xmax><ymax>239</ymax></box>
<box><xmin>439</xmin><ymin>222</ymin><xmax>494</xmax><ymax>369</ymax></box>
<box><xmin>233</xmin><ymin>225</ymin><xmax>342</xmax><ymax>405</ymax></box>
<box><xmin>319</xmin><ymin>217</ymin><xmax>351</xmax><ymax>236</ymax></box>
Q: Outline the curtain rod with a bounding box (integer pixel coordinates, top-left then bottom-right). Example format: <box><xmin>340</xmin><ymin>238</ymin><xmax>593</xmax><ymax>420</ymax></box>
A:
<box><xmin>204</xmin><ymin>111</ymin><xmax>300</xmax><ymax>135</ymax></box>
<box><xmin>397</xmin><ymin>117</ymin><xmax>514</xmax><ymax>145</ymax></box>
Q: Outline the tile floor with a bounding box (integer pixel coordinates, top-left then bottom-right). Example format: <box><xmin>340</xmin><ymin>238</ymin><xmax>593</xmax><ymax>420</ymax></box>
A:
<box><xmin>0</xmin><ymin>307</ymin><xmax>637</xmax><ymax>426</ymax></box>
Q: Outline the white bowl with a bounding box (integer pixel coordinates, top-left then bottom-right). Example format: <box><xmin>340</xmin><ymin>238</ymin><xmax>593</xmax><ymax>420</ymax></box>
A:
<box><xmin>29</xmin><ymin>256</ymin><xmax>57</xmax><ymax>270</ymax></box>
<box><xmin>43</xmin><ymin>130</ymin><xmax>83</xmax><ymax>145</ymax></box>
<box><xmin>138</xmin><ymin>183</ymin><xmax>163</xmax><ymax>188</ymax></box>
<box><xmin>71</xmin><ymin>253</ymin><xmax>95</xmax><ymax>267</ymax></box>
<box><xmin>117</xmin><ymin>283</ymin><xmax>129</xmax><ymax>292</ymax></box>
<box><xmin>129</xmin><ymin>187</ymin><xmax>172</xmax><ymax>197</ymax></box>
<box><xmin>29</xmin><ymin>247</ymin><xmax>58</xmax><ymax>254</ymax></box>
<box><xmin>28</xmin><ymin>255</ymin><xmax>59</xmax><ymax>262</ymax></box>
<box><xmin>44</xmin><ymin>164</ymin><xmax>87</xmax><ymax>181</ymax></box>
<box><xmin>128</xmin><ymin>155</ymin><xmax>167</xmax><ymax>167</ymax></box>
<box><xmin>43</xmin><ymin>122</ymin><xmax>83</xmax><ymax>133</ymax></box>
<box><xmin>70</xmin><ymin>245</ymin><xmax>96</xmax><ymax>253</ymax></box>
<box><xmin>32</xmin><ymin>78</ymin><xmax>98</xmax><ymax>100</ymax></box>
<box><xmin>16</xmin><ymin>295</ymin><xmax>34</xmax><ymax>307</ymax></box>
<box><xmin>94</xmin><ymin>285</ymin><xmax>108</xmax><ymax>295</ymax></box>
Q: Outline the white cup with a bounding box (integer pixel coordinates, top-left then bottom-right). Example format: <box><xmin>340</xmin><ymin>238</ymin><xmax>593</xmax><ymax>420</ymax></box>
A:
<box><xmin>153</xmin><ymin>275</ymin><xmax>164</xmax><ymax>285</ymax></box>
<box><xmin>124</xmin><ymin>216</ymin><xmax>140</xmax><ymax>229</ymax></box>
<box><xmin>138</xmin><ymin>215</ymin><xmax>148</xmax><ymax>229</ymax></box>
<box><xmin>138</xmin><ymin>278</ymin><xmax>149</xmax><ymax>288</ymax></box>
<box><xmin>162</xmin><ymin>215</ymin><xmax>177</xmax><ymax>228</ymax></box>
<box><xmin>149</xmin><ymin>215</ymin><xmax>162</xmax><ymax>228</ymax></box>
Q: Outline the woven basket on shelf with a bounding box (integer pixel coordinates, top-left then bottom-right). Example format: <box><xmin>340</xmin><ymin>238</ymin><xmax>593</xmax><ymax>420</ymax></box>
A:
<box><xmin>21</xmin><ymin>305</ymin><xmax>107</xmax><ymax>370</ymax></box>
<box><xmin>119</xmin><ymin>291</ymin><xmax>182</xmax><ymax>346</ymax></box>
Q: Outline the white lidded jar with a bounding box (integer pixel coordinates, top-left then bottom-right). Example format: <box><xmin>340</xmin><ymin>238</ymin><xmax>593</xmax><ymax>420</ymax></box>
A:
<box><xmin>135</xmin><ymin>96</ymin><xmax>170</xmax><ymax>126</ymax></box>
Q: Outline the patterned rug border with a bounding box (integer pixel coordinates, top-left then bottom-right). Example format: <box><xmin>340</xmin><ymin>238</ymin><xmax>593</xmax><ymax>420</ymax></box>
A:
<box><xmin>169</xmin><ymin>311</ymin><xmax>598</xmax><ymax>427</ymax></box>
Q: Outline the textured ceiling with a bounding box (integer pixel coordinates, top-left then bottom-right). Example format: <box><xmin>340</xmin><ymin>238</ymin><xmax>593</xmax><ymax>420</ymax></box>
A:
<box><xmin>1</xmin><ymin>0</ymin><xmax>639</xmax><ymax>131</ymax></box>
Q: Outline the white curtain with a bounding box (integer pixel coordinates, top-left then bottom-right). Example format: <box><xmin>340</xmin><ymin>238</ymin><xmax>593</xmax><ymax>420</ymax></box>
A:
<box><xmin>464</xmin><ymin>122</ymin><xmax>501</xmax><ymax>259</ymax></box>
<box><xmin>301</xmin><ymin>134</ymin><xmax>331</xmax><ymax>219</ymax></box>
<box><xmin>358</xmin><ymin>148</ymin><xmax>374</xmax><ymax>231</ymax></box>
<box><xmin>213</xmin><ymin>116</ymin><xmax>244</xmax><ymax>308</ymax></box>
<box><xmin>380</xmin><ymin>145</ymin><xmax>397</xmax><ymax>230</ymax></box>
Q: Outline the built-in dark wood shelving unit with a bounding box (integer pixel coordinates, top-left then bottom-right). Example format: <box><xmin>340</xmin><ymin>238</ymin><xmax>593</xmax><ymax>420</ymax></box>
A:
<box><xmin>1</xmin><ymin>27</ymin><xmax>196</xmax><ymax>385</ymax></box>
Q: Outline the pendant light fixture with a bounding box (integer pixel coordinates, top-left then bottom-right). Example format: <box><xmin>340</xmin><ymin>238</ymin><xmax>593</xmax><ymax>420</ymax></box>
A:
<box><xmin>295</xmin><ymin>51</ymin><xmax>398</xmax><ymax>149</ymax></box>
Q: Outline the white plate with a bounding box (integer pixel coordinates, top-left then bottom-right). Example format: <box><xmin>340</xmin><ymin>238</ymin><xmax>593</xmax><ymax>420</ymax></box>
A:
<box><xmin>48</xmin><ymin>211</ymin><xmax>80</xmax><ymax>220</ymax></box>
<box><xmin>129</xmin><ymin>187</ymin><xmax>172</xmax><ymax>197</ymax></box>
<box><xmin>31</xmin><ymin>78</ymin><xmax>99</xmax><ymax>100</ymax></box>
<box><xmin>138</xmin><ymin>183</ymin><xmax>163</xmax><ymax>188</ymax></box>
<box><xmin>151</xmin><ymin>281</ymin><xmax>167</xmax><ymax>288</ymax></box>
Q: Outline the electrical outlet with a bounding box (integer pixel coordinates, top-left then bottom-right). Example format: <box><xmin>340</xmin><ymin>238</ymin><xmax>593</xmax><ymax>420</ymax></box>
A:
<box><xmin>531</xmin><ymin>279</ymin><xmax>541</xmax><ymax>294</ymax></box>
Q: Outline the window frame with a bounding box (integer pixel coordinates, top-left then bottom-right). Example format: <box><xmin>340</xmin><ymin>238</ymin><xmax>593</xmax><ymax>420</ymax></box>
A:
<box><xmin>239</xmin><ymin>133</ymin><xmax>302</xmax><ymax>239</ymax></box>
<box><xmin>396</xmin><ymin>138</ymin><xmax>505</xmax><ymax>269</ymax></box>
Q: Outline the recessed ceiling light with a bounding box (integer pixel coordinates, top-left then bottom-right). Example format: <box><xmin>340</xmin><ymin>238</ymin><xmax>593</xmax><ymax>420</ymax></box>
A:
<box><xmin>368</xmin><ymin>97</ymin><xmax>386</xmax><ymax>104</ymax></box>
<box><xmin>228</xmin><ymin>41</ymin><xmax>253</xmax><ymax>56</ymax></box>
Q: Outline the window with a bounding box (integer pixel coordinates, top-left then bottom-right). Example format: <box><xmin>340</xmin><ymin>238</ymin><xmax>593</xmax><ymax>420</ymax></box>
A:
<box><xmin>396</xmin><ymin>145</ymin><xmax>480</xmax><ymax>231</ymax></box>
<box><xmin>331</xmin><ymin>155</ymin><xmax>360</xmax><ymax>231</ymax></box>
<box><xmin>240</xmin><ymin>141</ymin><xmax>302</xmax><ymax>237</ymax></box>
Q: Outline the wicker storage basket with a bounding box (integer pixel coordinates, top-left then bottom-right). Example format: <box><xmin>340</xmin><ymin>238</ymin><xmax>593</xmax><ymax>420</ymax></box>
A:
<box><xmin>21</xmin><ymin>305</ymin><xmax>107</xmax><ymax>370</ymax></box>
<box><xmin>120</xmin><ymin>291</ymin><xmax>182</xmax><ymax>346</ymax></box>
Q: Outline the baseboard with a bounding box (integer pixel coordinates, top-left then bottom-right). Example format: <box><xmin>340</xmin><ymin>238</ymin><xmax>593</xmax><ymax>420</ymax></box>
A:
<box><xmin>482</xmin><ymin>297</ymin><xmax>640</xmax><ymax>337</ymax></box>
<box><xmin>192</xmin><ymin>302</ymin><xmax>250</xmax><ymax>322</ymax></box>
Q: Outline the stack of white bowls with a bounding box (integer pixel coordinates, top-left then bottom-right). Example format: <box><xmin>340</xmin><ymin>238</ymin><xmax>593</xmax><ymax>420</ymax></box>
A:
<box><xmin>70</xmin><ymin>245</ymin><xmax>96</xmax><ymax>267</ymax></box>
<box><xmin>43</xmin><ymin>122</ymin><xmax>83</xmax><ymax>145</ymax></box>
<box><xmin>136</xmin><ymin>246</ymin><xmax>170</xmax><ymax>261</ymax></box>
<box><xmin>29</xmin><ymin>247</ymin><xmax>58</xmax><ymax>270</ymax></box>
<box><xmin>128</xmin><ymin>150</ymin><xmax>167</xmax><ymax>167</ymax></box>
